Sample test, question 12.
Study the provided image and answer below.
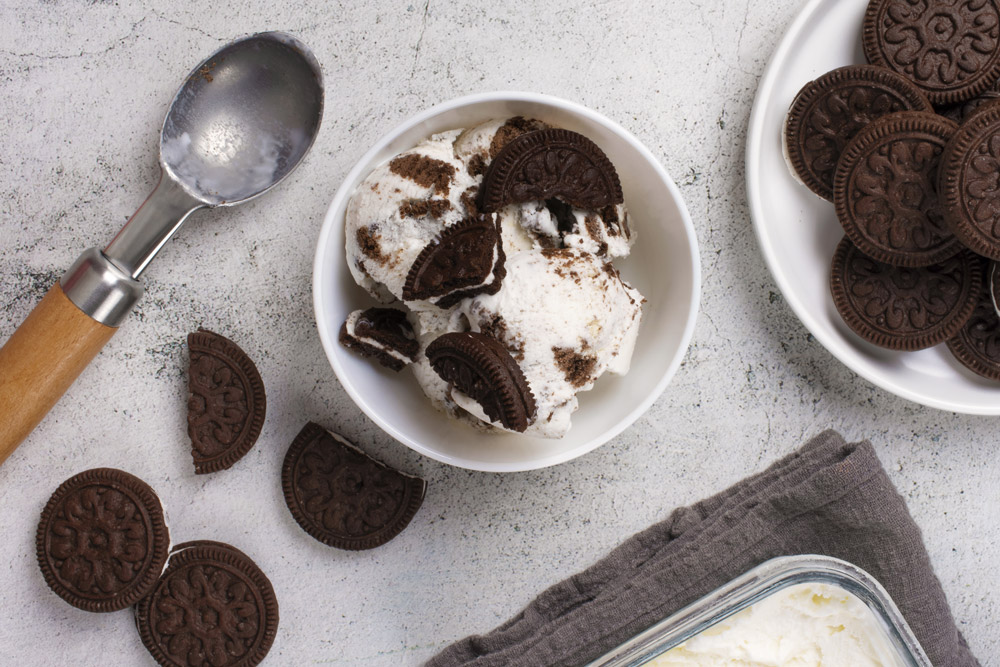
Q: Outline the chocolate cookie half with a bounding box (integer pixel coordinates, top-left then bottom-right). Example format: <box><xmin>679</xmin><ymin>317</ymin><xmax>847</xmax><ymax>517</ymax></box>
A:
<box><xmin>36</xmin><ymin>468</ymin><xmax>169</xmax><ymax>612</ymax></box>
<box><xmin>785</xmin><ymin>65</ymin><xmax>932</xmax><ymax>201</ymax></box>
<box><xmin>339</xmin><ymin>307</ymin><xmax>418</xmax><ymax>372</ymax></box>
<box><xmin>830</xmin><ymin>237</ymin><xmax>983</xmax><ymax>350</ymax></box>
<box><xmin>135</xmin><ymin>542</ymin><xmax>278</xmax><ymax>667</ymax></box>
<box><xmin>479</xmin><ymin>128</ymin><xmax>623</xmax><ymax>213</ymax></box>
<box><xmin>403</xmin><ymin>213</ymin><xmax>506</xmax><ymax>308</ymax></box>
<box><xmin>863</xmin><ymin>0</ymin><xmax>1000</xmax><ymax>106</ymax></box>
<box><xmin>833</xmin><ymin>112</ymin><xmax>961</xmax><ymax>266</ymax></box>
<box><xmin>187</xmin><ymin>329</ymin><xmax>266</xmax><ymax>474</ymax></box>
<box><xmin>939</xmin><ymin>104</ymin><xmax>1000</xmax><ymax>260</ymax></box>
<box><xmin>281</xmin><ymin>422</ymin><xmax>426</xmax><ymax>550</ymax></box>
<box><xmin>426</xmin><ymin>331</ymin><xmax>536</xmax><ymax>432</ymax></box>
<box><xmin>947</xmin><ymin>266</ymin><xmax>1000</xmax><ymax>380</ymax></box>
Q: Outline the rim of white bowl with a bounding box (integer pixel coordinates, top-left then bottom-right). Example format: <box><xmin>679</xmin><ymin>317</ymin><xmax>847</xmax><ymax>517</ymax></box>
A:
<box><xmin>745</xmin><ymin>0</ymin><xmax>1000</xmax><ymax>415</ymax></box>
<box><xmin>314</xmin><ymin>91</ymin><xmax>702</xmax><ymax>471</ymax></box>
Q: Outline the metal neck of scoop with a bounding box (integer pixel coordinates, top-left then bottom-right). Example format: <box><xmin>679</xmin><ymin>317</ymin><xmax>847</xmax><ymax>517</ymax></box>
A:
<box><xmin>104</xmin><ymin>171</ymin><xmax>206</xmax><ymax>280</ymax></box>
<box><xmin>60</xmin><ymin>248</ymin><xmax>144</xmax><ymax>327</ymax></box>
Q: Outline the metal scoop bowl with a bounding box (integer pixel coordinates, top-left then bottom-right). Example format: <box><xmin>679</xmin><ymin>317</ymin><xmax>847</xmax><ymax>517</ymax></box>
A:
<box><xmin>0</xmin><ymin>32</ymin><xmax>324</xmax><ymax>465</ymax></box>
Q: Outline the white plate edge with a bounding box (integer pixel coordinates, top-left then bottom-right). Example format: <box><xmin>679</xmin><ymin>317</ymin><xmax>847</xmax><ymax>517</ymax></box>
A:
<box><xmin>744</xmin><ymin>0</ymin><xmax>1000</xmax><ymax>416</ymax></box>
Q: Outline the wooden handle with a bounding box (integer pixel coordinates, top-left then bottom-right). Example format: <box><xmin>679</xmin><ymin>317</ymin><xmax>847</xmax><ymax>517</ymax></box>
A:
<box><xmin>0</xmin><ymin>283</ymin><xmax>116</xmax><ymax>465</ymax></box>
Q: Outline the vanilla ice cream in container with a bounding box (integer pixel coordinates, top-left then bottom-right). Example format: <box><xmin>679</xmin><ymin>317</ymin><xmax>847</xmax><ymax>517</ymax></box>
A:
<box><xmin>588</xmin><ymin>555</ymin><xmax>931</xmax><ymax>667</ymax></box>
<box><xmin>340</xmin><ymin>116</ymin><xmax>643</xmax><ymax>438</ymax></box>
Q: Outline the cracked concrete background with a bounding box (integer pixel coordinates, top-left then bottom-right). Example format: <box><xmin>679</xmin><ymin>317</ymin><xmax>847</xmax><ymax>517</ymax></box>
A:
<box><xmin>0</xmin><ymin>0</ymin><xmax>997</xmax><ymax>664</ymax></box>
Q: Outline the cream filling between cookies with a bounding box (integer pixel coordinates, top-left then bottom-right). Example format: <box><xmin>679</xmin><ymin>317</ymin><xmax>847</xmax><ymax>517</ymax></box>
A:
<box><xmin>450</xmin><ymin>389</ymin><xmax>504</xmax><ymax>430</ymax></box>
<box><xmin>780</xmin><ymin>109</ymin><xmax>813</xmax><ymax>193</ymax></box>
<box><xmin>992</xmin><ymin>263</ymin><xmax>1000</xmax><ymax>319</ymax></box>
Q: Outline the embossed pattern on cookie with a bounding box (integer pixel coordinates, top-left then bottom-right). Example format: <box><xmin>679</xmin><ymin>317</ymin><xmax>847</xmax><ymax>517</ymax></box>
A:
<box><xmin>426</xmin><ymin>331</ymin><xmax>536</xmax><ymax>432</ymax></box>
<box><xmin>187</xmin><ymin>329</ymin><xmax>266</xmax><ymax>474</ymax></box>
<box><xmin>402</xmin><ymin>214</ymin><xmax>506</xmax><ymax>308</ymax></box>
<box><xmin>479</xmin><ymin>128</ymin><xmax>623</xmax><ymax>213</ymax></box>
<box><xmin>947</xmin><ymin>264</ymin><xmax>1000</xmax><ymax>380</ymax></box>
<box><xmin>36</xmin><ymin>468</ymin><xmax>170</xmax><ymax>612</ymax></box>
<box><xmin>281</xmin><ymin>422</ymin><xmax>426</xmax><ymax>550</ymax></box>
<box><xmin>939</xmin><ymin>104</ymin><xmax>1000</xmax><ymax>259</ymax></box>
<box><xmin>830</xmin><ymin>237</ymin><xmax>982</xmax><ymax>350</ymax></box>
<box><xmin>135</xmin><ymin>542</ymin><xmax>278</xmax><ymax>667</ymax></box>
<box><xmin>863</xmin><ymin>0</ymin><xmax>1000</xmax><ymax>105</ymax></box>
<box><xmin>834</xmin><ymin>112</ymin><xmax>961</xmax><ymax>266</ymax></box>
<box><xmin>785</xmin><ymin>65</ymin><xmax>932</xmax><ymax>201</ymax></box>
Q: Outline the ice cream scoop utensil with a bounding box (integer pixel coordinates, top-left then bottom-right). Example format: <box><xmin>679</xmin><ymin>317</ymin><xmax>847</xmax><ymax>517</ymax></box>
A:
<box><xmin>0</xmin><ymin>32</ymin><xmax>323</xmax><ymax>466</ymax></box>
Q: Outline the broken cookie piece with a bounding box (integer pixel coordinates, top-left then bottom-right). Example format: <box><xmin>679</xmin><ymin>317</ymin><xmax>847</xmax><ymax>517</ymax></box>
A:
<box><xmin>187</xmin><ymin>329</ymin><xmax>266</xmax><ymax>474</ymax></box>
<box><xmin>479</xmin><ymin>128</ymin><xmax>624</xmax><ymax>213</ymax></box>
<box><xmin>426</xmin><ymin>331</ymin><xmax>536</xmax><ymax>433</ymax></box>
<box><xmin>339</xmin><ymin>307</ymin><xmax>419</xmax><ymax>372</ymax></box>
<box><xmin>281</xmin><ymin>422</ymin><xmax>426</xmax><ymax>550</ymax></box>
<box><xmin>403</xmin><ymin>213</ymin><xmax>506</xmax><ymax>308</ymax></box>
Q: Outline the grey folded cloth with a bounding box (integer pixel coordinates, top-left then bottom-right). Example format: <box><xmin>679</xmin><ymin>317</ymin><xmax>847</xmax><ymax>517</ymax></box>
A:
<box><xmin>428</xmin><ymin>430</ymin><xmax>979</xmax><ymax>667</ymax></box>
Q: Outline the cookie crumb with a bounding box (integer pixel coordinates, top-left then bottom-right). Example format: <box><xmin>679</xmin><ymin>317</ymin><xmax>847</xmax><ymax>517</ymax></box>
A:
<box><xmin>553</xmin><ymin>347</ymin><xmax>597</xmax><ymax>388</ymax></box>
<box><xmin>357</xmin><ymin>227</ymin><xmax>390</xmax><ymax>265</ymax></box>
<box><xmin>390</xmin><ymin>153</ymin><xmax>456</xmax><ymax>194</ymax></box>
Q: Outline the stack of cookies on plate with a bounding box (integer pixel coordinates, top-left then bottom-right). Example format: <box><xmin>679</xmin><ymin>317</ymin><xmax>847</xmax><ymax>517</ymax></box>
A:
<box><xmin>784</xmin><ymin>0</ymin><xmax>1000</xmax><ymax>381</ymax></box>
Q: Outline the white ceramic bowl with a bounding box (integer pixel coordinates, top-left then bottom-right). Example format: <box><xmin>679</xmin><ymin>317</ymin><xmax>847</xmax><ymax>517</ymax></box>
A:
<box><xmin>314</xmin><ymin>92</ymin><xmax>700</xmax><ymax>471</ymax></box>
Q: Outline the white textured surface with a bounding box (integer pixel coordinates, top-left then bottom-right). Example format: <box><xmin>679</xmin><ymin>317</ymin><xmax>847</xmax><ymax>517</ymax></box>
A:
<box><xmin>0</xmin><ymin>1</ymin><xmax>997</xmax><ymax>665</ymax></box>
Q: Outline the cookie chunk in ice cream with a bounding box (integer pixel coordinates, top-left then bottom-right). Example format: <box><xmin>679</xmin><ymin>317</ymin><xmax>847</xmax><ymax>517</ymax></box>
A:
<box><xmin>342</xmin><ymin>117</ymin><xmax>643</xmax><ymax>438</ymax></box>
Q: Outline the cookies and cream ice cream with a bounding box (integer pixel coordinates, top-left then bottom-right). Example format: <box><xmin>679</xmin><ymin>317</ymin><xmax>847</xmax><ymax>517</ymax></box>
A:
<box><xmin>644</xmin><ymin>583</ymin><xmax>906</xmax><ymax>667</ymax></box>
<box><xmin>343</xmin><ymin>116</ymin><xmax>643</xmax><ymax>438</ymax></box>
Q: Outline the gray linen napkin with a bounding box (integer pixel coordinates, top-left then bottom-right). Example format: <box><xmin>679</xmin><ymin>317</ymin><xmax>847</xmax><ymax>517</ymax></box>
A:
<box><xmin>428</xmin><ymin>430</ymin><xmax>979</xmax><ymax>667</ymax></box>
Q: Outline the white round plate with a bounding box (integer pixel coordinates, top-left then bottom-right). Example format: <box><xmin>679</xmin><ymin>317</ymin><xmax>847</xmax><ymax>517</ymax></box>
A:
<box><xmin>746</xmin><ymin>0</ymin><xmax>1000</xmax><ymax>414</ymax></box>
<box><xmin>315</xmin><ymin>92</ymin><xmax>701</xmax><ymax>471</ymax></box>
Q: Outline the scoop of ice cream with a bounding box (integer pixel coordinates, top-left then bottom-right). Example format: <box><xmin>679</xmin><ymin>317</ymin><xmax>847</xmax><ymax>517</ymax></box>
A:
<box><xmin>345</xmin><ymin>129</ymin><xmax>479</xmax><ymax>304</ymax></box>
<box><xmin>409</xmin><ymin>248</ymin><xmax>642</xmax><ymax>437</ymax></box>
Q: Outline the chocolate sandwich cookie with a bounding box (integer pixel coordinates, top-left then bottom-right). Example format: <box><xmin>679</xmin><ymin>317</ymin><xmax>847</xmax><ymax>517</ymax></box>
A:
<box><xmin>863</xmin><ymin>0</ymin><xmax>1000</xmax><ymax>106</ymax></box>
<box><xmin>281</xmin><ymin>422</ymin><xmax>426</xmax><ymax>550</ymax></box>
<box><xmin>187</xmin><ymin>329</ymin><xmax>266</xmax><ymax>474</ymax></box>
<box><xmin>426</xmin><ymin>331</ymin><xmax>536</xmax><ymax>432</ymax></box>
<box><xmin>947</xmin><ymin>267</ymin><xmax>1000</xmax><ymax>380</ymax></box>
<box><xmin>135</xmin><ymin>542</ymin><xmax>278</xmax><ymax>667</ymax></box>
<box><xmin>339</xmin><ymin>307</ymin><xmax>418</xmax><ymax>372</ymax></box>
<box><xmin>479</xmin><ymin>128</ymin><xmax>623</xmax><ymax>213</ymax></box>
<box><xmin>403</xmin><ymin>214</ymin><xmax>506</xmax><ymax>308</ymax></box>
<box><xmin>36</xmin><ymin>468</ymin><xmax>169</xmax><ymax>612</ymax></box>
<box><xmin>785</xmin><ymin>65</ymin><xmax>932</xmax><ymax>201</ymax></box>
<box><xmin>939</xmin><ymin>104</ymin><xmax>1000</xmax><ymax>260</ymax></box>
<box><xmin>830</xmin><ymin>237</ymin><xmax>983</xmax><ymax>350</ymax></box>
<box><xmin>833</xmin><ymin>112</ymin><xmax>962</xmax><ymax>266</ymax></box>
